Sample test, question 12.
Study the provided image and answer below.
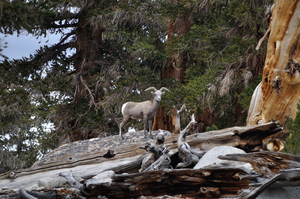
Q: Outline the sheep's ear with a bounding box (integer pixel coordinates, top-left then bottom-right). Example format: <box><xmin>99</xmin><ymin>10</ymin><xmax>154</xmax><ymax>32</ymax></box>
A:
<box><xmin>151</xmin><ymin>91</ymin><xmax>154</xmax><ymax>95</ymax></box>
<box><xmin>162</xmin><ymin>91</ymin><xmax>165</xmax><ymax>95</ymax></box>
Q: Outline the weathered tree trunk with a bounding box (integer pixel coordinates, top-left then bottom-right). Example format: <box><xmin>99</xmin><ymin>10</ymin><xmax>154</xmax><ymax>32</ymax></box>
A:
<box><xmin>152</xmin><ymin>14</ymin><xmax>192</xmax><ymax>132</ymax></box>
<box><xmin>247</xmin><ymin>0</ymin><xmax>300</xmax><ymax>126</ymax></box>
<box><xmin>195</xmin><ymin>108</ymin><xmax>216</xmax><ymax>132</ymax></box>
<box><xmin>171</xmin><ymin>104</ymin><xmax>186</xmax><ymax>134</ymax></box>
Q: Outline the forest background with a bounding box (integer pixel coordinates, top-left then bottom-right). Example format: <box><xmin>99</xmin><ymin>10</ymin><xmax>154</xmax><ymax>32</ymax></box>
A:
<box><xmin>0</xmin><ymin>0</ymin><xmax>299</xmax><ymax>174</ymax></box>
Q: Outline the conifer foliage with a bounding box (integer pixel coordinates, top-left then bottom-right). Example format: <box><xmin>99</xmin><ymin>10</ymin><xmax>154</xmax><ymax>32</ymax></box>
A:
<box><xmin>0</xmin><ymin>0</ymin><xmax>273</xmax><ymax>172</ymax></box>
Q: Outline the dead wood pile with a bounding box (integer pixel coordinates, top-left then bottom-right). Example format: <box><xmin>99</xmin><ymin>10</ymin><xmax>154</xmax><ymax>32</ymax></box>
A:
<box><xmin>1</xmin><ymin>121</ymin><xmax>300</xmax><ymax>199</ymax></box>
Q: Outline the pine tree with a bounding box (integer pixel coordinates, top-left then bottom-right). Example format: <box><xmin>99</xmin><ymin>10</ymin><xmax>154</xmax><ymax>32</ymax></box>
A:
<box><xmin>0</xmin><ymin>0</ymin><xmax>166</xmax><ymax>171</ymax></box>
<box><xmin>0</xmin><ymin>0</ymin><xmax>275</xmax><ymax>172</ymax></box>
<box><xmin>156</xmin><ymin>0</ymin><xmax>272</xmax><ymax>131</ymax></box>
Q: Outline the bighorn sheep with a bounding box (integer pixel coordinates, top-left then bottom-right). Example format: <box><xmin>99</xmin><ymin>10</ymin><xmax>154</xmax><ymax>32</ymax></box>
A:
<box><xmin>119</xmin><ymin>87</ymin><xmax>170</xmax><ymax>139</ymax></box>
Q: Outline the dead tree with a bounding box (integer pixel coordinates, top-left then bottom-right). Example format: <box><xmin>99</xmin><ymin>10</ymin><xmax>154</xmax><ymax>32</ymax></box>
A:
<box><xmin>139</xmin><ymin>130</ymin><xmax>167</xmax><ymax>172</ymax></box>
<box><xmin>171</xmin><ymin>104</ymin><xmax>186</xmax><ymax>134</ymax></box>
<box><xmin>176</xmin><ymin>114</ymin><xmax>203</xmax><ymax>168</ymax></box>
<box><xmin>247</xmin><ymin>1</ymin><xmax>300</xmax><ymax>149</ymax></box>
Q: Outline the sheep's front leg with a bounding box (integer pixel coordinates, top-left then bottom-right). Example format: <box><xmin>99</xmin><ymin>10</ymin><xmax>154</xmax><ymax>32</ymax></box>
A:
<box><xmin>148</xmin><ymin>119</ymin><xmax>153</xmax><ymax>139</ymax></box>
<box><xmin>143</xmin><ymin>114</ymin><xmax>149</xmax><ymax>138</ymax></box>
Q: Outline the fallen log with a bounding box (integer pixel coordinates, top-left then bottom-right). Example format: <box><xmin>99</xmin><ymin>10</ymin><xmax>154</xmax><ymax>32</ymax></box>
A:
<box><xmin>219</xmin><ymin>151</ymin><xmax>300</xmax><ymax>177</ymax></box>
<box><xmin>2</xmin><ymin>145</ymin><xmax>300</xmax><ymax>198</ymax></box>
<box><xmin>0</xmin><ymin>121</ymin><xmax>282</xmax><ymax>191</ymax></box>
<box><xmin>0</xmin><ymin>122</ymin><xmax>281</xmax><ymax>195</ymax></box>
<box><xmin>219</xmin><ymin>152</ymin><xmax>300</xmax><ymax>199</ymax></box>
<box><xmin>81</xmin><ymin>167</ymin><xmax>254</xmax><ymax>198</ymax></box>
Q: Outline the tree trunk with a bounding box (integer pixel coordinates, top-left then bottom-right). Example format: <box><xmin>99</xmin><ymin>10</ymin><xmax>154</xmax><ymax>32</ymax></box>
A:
<box><xmin>74</xmin><ymin>5</ymin><xmax>103</xmax><ymax>105</ymax></box>
<box><xmin>247</xmin><ymin>0</ymin><xmax>300</xmax><ymax>126</ymax></box>
<box><xmin>152</xmin><ymin>14</ymin><xmax>192</xmax><ymax>132</ymax></box>
<box><xmin>68</xmin><ymin>3</ymin><xmax>103</xmax><ymax>142</ymax></box>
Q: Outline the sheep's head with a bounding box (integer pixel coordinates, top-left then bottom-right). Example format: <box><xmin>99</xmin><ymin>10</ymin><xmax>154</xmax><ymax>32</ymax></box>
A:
<box><xmin>145</xmin><ymin>87</ymin><xmax>170</xmax><ymax>102</ymax></box>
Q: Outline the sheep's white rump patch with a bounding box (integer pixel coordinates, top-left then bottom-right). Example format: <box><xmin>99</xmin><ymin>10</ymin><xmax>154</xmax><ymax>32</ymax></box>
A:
<box><xmin>121</xmin><ymin>103</ymin><xmax>128</xmax><ymax>115</ymax></box>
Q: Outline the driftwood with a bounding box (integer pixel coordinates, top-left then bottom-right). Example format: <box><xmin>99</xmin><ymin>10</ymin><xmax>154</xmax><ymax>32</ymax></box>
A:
<box><xmin>219</xmin><ymin>152</ymin><xmax>300</xmax><ymax>199</ymax></box>
<box><xmin>0</xmin><ymin>121</ymin><xmax>293</xmax><ymax>199</ymax></box>
<box><xmin>82</xmin><ymin>167</ymin><xmax>253</xmax><ymax>198</ymax></box>
<box><xmin>0</xmin><ymin>122</ymin><xmax>282</xmax><ymax>189</ymax></box>
<box><xmin>219</xmin><ymin>151</ymin><xmax>300</xmax><ymax>177</ymax></box>
<box><xmin>176</xmin><ymin>114</ymin><xmax>202</xmax><ymax>168</ymax></box>
<box><xmin>83</xmin><ymin>152</ymin><xmax>300</xmax><ymax>198</ymax></box>
<box><xmin>139</xmin><ymin>130</ymin><xmax>167</xmax><ymax>172</ymax></box>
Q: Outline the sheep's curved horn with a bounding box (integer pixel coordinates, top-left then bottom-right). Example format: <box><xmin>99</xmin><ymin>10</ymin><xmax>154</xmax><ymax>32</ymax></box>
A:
<box><xmin>159</xmin><ymin>87</ymin><xmax>170</xmax><ymax>92</ymax></box>
<box><xmin>145</xmin><ymin>87</ymin><xmax>157</xmax><ymax>92</ymax></box>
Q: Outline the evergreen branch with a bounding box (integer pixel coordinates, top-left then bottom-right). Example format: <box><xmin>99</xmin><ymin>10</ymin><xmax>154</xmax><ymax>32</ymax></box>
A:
<box><xmin>45</xmin><ymin>23</ymin><xmax>78</xmax><ymax>29</ymax></box>
<box><xmin>140</xmin><ymin>0</ymin><xmax>160</xmax><ymax>7</ymax></box>
<box><xmin>30</xmin><ymin>41</ymin><xmax>76</xmax><ymax>66</ymax></box>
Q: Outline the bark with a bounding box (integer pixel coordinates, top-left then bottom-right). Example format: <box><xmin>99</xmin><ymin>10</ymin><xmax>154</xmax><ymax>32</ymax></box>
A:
<box><xmin>194</xmin><ymin>108</ymin><xmax>216</xmax><ymax>132</ymax></box>
<box><xmin>152</xmin><ymin>106</ymin><xmax>172</xmax><ymax>133</ymax></box>
<box><xmin>247</xmin><ymin>0</ymin><xmax>300</xmax><ymax>126</ymax></box>
<box><xmin>152</xmin><ymin>14</ymin><xmax>192</xmax><ymax>132</ymax></box>
<box><xmin>74</xmin><ymin>4</ymin><xmax>103</xmax><ymax>105</ymax></box>
<box><xmin>83</xmin><ymin>167</ymin><xmax>253</xmax><ymax>198</ymax></box>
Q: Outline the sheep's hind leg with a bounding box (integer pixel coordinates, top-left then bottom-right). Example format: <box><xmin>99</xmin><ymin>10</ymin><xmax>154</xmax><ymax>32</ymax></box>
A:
<box><xmin>148</xmin><ymin>119</ymin><xmax>153</xmax><ymax>139</ymax></box>
<box><xmin>143</xmin><ymin>115</ymin><xmax>149</xmax><ymax>138</ymax></box>
<box><xmin>119</xmin><ymin>116</ymin><xmax>130</xmax><ymax>140</ymax></box>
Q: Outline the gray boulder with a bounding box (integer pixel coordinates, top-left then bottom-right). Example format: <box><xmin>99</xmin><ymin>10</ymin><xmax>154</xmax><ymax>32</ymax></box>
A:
<box><xmin>193</xmin><ymin>146</ymin><xmax>253</xmax><ymax>171</ymax></box>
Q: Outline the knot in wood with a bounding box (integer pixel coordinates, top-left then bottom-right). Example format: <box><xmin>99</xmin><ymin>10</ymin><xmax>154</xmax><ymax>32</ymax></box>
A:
<box><xmin>285</xmin><ymin>58</ymin><xmax>300</xmax><ymax>77</ymax></box>
<box><xmin>271</xmin><ymin>76</ymin><xmax>282</xmax><ymax>95</ymax></box>
<box><xmin>199</xmin><ymin>187</ymin><xmax>220</xmax><ymax>197</ymax></box>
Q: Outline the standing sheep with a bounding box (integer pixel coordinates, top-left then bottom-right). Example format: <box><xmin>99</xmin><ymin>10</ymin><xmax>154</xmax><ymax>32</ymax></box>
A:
<box><xmin>119</xmin><ymin>87</ymin><xmax>170</xmax><ymax>139</ymax></box>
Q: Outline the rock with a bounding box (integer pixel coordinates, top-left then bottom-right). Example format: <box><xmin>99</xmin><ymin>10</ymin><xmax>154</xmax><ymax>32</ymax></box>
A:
<box><xmin>37</xmin><ymin>176</ymin><xmax>67</xmax><ymax>190</ymax></box>
<box><xmin>193</xmin><ymin>146</ymin><xmax>253</xmax><ymax>171</ymax></box>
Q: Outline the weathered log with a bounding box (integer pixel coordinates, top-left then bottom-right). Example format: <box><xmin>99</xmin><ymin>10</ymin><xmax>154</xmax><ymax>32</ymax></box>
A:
<box><xmin>219</xmin><ymin>151</ymin><xmax>300</xmax><ymax>177</ymax></box>
<box><xmin>240</xmin><ymin>168</ymin><xmax>300</xmax><ymax>199</ymax></box>
<box><xmin>82</xmin><ymin>167</ymin><xmax>254</xmax><ymax>198</ymax></box>
<box><xmin>59</xmin><ymin>170</ymin><xmax>83</xmax><ymax>189</ymax></box>
<box><xmin>0</xmin><ymin>122</ymin><xmax>282</xmax><ymax>191</ymax></box>
<box><xmin>19</xmin><ymin>189</ymin><xmax>57</xmax><ymax>199</ymax></box>
<box><xmin>176</xmin><ymin>114</ymin><xmax>201</xmax><ymax>168</ymax></box>
<box><xmin>19</xmin><ymin>188</ymin><xmax>38</xmax><ymax>199</ymax></box>
<box><xmin>139</xmin><ymin>130</ymin><xmax>167</xmax><ymax>172</ymax></box>
<box><xmin>187</xmin><ymin>121</ymin><xmax>283</xmax><ymax>152</ymax></box>
<box><xmin>143</xmin><ymin>148</ymin><xmax>172</xmax><ymax>172</ymax></box>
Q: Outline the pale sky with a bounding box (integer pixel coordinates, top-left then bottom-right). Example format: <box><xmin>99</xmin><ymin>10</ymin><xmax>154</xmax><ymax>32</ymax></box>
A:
<box><xmin>0</xmin><ymin>32</ymin><xmax>62</xmax><ymax>60</ymax></box>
